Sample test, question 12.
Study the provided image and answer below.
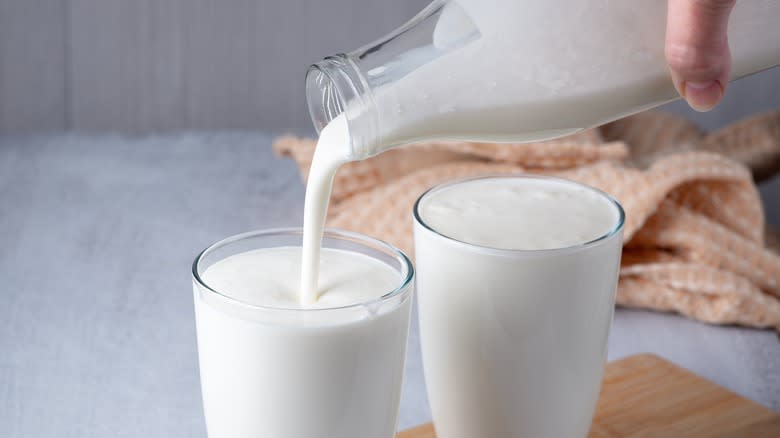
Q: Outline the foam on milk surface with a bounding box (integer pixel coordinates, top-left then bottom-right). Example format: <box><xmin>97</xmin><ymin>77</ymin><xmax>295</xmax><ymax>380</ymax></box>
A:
<box><xmin>203</xmin><ymin>246</ymin><xmax>399</xmax><ymax>310</ymax></box>
<box><xmin>418</xmin><ymin>177</ymin><xmax>619</xmax><ymax>250</ymax></box>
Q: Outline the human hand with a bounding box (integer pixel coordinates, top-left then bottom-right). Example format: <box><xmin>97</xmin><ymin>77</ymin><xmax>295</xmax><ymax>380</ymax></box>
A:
<box><xmin>665</xmin><ymin>0</ymin><xmax>736</xmax><ymax>111</ymax></box>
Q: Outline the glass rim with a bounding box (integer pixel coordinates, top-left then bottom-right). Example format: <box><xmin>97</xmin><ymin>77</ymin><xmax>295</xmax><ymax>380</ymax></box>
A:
<box><xmin>413</xmin><ymin>174</ymin><xmax>626</xmax><ymax>257</ymax></box>
<box><xmin>192</xmin><ymin>227</ymin><xmax>414</xmax><ymax>312</ymax></box>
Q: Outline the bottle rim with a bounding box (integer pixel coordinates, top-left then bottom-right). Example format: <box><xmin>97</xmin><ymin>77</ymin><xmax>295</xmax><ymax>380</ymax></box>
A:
<box><xmin>305</xmin><ymin>54</ymin><xmax>379</xmax><ymax>158</ymax></box>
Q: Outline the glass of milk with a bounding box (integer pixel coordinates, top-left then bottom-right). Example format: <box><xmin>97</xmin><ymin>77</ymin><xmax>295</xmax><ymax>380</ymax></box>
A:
<box><xmin>413</xmin><ymin>176</ymin><xmax>624</xmax><ymax>438</ymax></box>
<box><xmin>192</xmin><ymin>228</ymin><xmax>414</xmax><ymax>438</ymax></box>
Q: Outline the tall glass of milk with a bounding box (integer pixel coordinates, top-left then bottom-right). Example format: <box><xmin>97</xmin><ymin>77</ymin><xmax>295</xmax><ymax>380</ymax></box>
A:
<box><xmin>192</xmin><ymin>228</ymin><xmax>414</xmax><ymax>438</ymax></box>
<box><xmin>413</xmin><ymin>176</ymin><xmax>625</xmax><ymax>438</ymax></box>
<box><xmin>306</xmin><ymin>0</ymin><xmax>780</xmax><ymax>159</ymax></box>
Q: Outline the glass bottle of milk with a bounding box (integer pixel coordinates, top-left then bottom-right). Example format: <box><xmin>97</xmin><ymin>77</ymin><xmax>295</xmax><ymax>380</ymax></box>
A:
<box><xmin>306</xmin><ymin>0</ymin><xmax>780</xmax><ymax>159</ymax></box>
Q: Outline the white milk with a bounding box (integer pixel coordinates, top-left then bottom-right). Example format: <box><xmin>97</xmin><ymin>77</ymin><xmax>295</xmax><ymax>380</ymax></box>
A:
<box><xmin>300</xmin><ymin>115</ymin><xmax>350</xmax><ymax>304</ymax></box>
<box><xmin>379</xmin><ymin>0</ymin><xmax>780</xmax><ymax>147</ymax></box>
<box><xmin>374</xmin><ymin>0</ymin><xmax>674</xmax><ymax>147</ymax></box>
<box><xmin>418</xmin><ymin>177</ymin><xmax>619</xmax><ymax>250</ymax></box>
<box><xmin>414</xmin><ymin>177</ymin><xmax>624</xmax><ymax>438</ymax></box>
<box><xmin>194</xmin><ymin>246</ymin><xmax>412</xmax><ymax>438</ymax></box>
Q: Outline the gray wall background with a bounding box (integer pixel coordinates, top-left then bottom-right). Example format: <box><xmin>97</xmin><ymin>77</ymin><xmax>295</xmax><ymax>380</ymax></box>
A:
<box><xmin>0</xmin><ymin>0</ymin><xmax>778</xmax><ymax>135</ymax></box>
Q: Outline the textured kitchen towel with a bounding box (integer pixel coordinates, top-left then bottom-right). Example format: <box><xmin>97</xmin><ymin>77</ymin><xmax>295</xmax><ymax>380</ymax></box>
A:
<box><xmin>275</xmin><ymin>111</ymin><xmax>780</xmax><ymax>331</ymax></box>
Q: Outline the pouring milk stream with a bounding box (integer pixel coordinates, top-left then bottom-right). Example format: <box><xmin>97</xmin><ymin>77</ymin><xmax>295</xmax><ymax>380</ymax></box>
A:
<box><xmin>300</xmin><ymin>0</ymin><xmax>780</xmax><ymax>304</ymax></box>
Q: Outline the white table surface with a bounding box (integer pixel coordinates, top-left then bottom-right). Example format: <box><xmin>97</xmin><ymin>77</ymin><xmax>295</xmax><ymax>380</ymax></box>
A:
<box><xmin>1</xmin><ymin>133</ymin><xmax>778</xmax><ymax>437</ymax></box>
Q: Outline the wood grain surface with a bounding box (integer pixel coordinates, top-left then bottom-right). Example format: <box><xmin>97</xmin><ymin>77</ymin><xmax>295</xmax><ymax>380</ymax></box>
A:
<box><xmin>398</xmin><ymin>354</ymin><xmax>780</xmax><ymax>438</ymax></box>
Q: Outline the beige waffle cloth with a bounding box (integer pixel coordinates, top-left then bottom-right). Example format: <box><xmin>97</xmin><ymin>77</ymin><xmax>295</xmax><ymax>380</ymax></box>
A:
<box><xmin>274</xmin><ymin>111</ymin><xmax>780</xmax><ymax>331</ymax></box>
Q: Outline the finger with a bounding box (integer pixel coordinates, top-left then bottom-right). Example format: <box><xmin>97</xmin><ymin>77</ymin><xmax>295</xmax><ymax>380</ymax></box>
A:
<box><xmin>665</xmin><ymin>0</ymin><xmax>735</xmax><ymax>111</ymax></box>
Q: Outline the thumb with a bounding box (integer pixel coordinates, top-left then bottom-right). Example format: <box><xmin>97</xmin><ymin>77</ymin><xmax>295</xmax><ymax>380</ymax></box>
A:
<box><xmin>665</xmin><ymin>0</ymin><xmax>735</xmax><ymax>112</ymax></box>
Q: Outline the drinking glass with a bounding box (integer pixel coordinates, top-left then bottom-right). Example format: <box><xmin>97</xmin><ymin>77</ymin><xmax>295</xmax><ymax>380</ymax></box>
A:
<box><xmin>413</xmin><ymin>176</ymin><xmax>624</xmax><ymax>438</ymax></box>
<box><xmin>192</xmin><ymin>228</ymin><xmax>414</xmax><ymax>438</ymax></box>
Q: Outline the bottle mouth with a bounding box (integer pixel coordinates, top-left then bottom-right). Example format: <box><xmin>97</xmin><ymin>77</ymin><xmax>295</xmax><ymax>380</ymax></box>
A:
<box><xmin>306</xmin><ymin>57</ymin><xmax>347</xmax><ymax>134</ymax></box>
<box><xmin>305</xmin><ymin>55</ymin><xmax>379</xmax><ymax>158</ymax></box>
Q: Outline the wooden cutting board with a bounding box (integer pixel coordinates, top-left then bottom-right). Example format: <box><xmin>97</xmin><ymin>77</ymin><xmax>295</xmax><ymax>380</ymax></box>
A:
<box><xmin>398</xmin><ymin>354</ymin><xmax>780</xmax><ymax>437</ymax></box>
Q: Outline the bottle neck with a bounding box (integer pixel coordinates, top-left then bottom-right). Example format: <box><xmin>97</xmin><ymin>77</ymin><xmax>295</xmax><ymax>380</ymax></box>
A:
<box><xmin>306</xmin><ymin>54</ymin><xmax>380</xmax><ymax>160</ymax></box>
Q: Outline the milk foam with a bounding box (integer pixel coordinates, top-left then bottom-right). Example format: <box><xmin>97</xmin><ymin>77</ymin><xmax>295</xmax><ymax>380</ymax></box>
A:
<box><xmin>417</xmin><ymin>177</ymin><xmax>620</xmax><ymax>250</ymax></box>
<box><xmin>203</xmin><ymin>246</ymin><xmax>399</xmax><ymax>310</ymax></box>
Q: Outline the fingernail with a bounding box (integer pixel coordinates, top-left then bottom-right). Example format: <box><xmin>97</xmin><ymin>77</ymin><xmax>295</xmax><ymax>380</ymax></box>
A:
<box><xmin>683</xmin><ymin>80</ymin><xmax>724</xmax><ymax>112</ymax></box>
